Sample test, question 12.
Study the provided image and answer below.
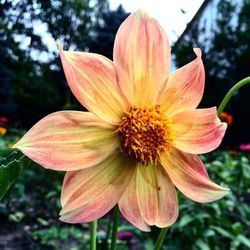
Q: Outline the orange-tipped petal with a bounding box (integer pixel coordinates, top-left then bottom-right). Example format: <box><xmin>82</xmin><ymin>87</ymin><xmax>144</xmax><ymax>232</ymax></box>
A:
<box><xmin>158</xmin><ymin>48</ymin><xmax>205</xmax><ymax>115</ymax></box>
<box><xmin>161</xmin><ymin>150</ymin><xmax>229</xmax><ymax>203</ymax></box>
<box><xmin>113</xmin><ymin>10</ymin><xmax>171</xmax><ymax>106</ymax></box>
<box><xmin>119</xmin><ymin>170</ymin><xmax>151</xmax><ymax>232</ymax></box>
<box><xmin>13</xmin><ymin>111</ymin><xmax>118</xmax><ymax>171</ymax></box>
<box><xmin>60</xmin><ymin>153</ymin><xmax>135</xmax><ymax>223</ymax></box>
<box><xmin>136</xmin><ymin>164</ymin><xmax>178</xmax><ymax>228</ymax></box>
<box><xmin>58</xmin><ymin>41</ymin><xmax>127</xmax><ymax>125</ymax></box>
<box><xmin>171</xmin><ymin>107</ymin><xmax>227</xmax><ymax>154</ymax></box>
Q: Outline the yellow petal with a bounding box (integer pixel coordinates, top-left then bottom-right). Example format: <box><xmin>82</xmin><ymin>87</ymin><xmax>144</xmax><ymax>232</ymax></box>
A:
<box><xmin>136</xmin><ymin>163</ymin><xmax>178</xmax><ymax>228</ymax></box>
<box><xmin>13</xmin><ymin>111</ymin><xmax>118</xmax><ymax>171</ymax></box>
<box><xmin>60</xmin><ymin>153</ymin><xmax>135</xmax><ymax>223</ymax></box>
<box><xmin>114</xmin><ymin>10</ymin><xmax>171</xmax><ymax>107</ymax></box>
<box><xmin>58</xmin><ymin>41</ymin><xmax>128</xmax><ymax>125</ymax></box>
<box><xmin>119</xmin><ymin>169</ymin><xmax>151</xmax><ymax>232</ymax></box>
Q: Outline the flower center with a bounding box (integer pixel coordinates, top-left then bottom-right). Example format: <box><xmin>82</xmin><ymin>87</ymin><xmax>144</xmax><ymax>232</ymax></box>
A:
<box><xmin>115</xmin><ymin>105</ymin><xmax>173</xmax><ymax>165</ymax></box>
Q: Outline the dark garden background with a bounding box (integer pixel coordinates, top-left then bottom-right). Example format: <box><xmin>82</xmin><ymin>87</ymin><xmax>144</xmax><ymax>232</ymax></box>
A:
<box><xmin>0</xmin><ymin>0</ymin><xmax>250</xmax><ymax>249</ymax></box>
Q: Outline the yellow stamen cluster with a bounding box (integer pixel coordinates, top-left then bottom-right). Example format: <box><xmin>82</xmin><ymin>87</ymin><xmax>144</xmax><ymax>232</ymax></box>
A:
<box><xmin>115</xmin><ymin>105</ymin><xmax>173</xmax><ymax>165</ymax></box>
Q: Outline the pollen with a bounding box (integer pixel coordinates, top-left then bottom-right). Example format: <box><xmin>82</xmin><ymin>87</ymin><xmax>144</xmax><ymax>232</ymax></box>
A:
<box><xmin>115</xmin><ymin>105</ymin><xmax>173</xmax><ymax>166</ymax></box>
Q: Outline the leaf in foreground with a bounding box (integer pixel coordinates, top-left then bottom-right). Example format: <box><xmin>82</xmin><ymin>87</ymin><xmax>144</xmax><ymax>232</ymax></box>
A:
<box><xmin>0</xmin><ymin>151</ymin><xmax>29</xmax><ymax>200</ymax></box>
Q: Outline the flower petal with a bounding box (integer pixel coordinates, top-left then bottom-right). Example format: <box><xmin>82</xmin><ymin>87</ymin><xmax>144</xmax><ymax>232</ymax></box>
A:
<box><xmin>118</xmin><ymin>170</ymin><xmax>151</xmax><ymax>232</ymax></box>
<box><xmin>136</xmin><ymin>164</ymin><xmax>178</xmax><ymax>228</ymax></box>
<box><xmin>60</xmin><ymin>153</ymin><xmax>135</xmax><ymax>223</ymax></box>
<box><xmin>160</xmin><ymin>149</ymin><xmax>230</xmax><ymax>203</ymax></box>
<box><xmin>158</xmin><ymin>48</ymin><xmax>205</xmax><ymax>115</ymax></box>
<box><xmin>13</xmin><ymin>111</ymin><xmax>118</xmax><ymax>171</ymax></box>
<box><xmin>113</xmin><ymin>10</ymin><xmax>171</xmax><ymax>106</ymax></box>
<box><xmin>58</xmin><ymin>41</ymin><xmax>127</xmax><ymax>125</ymax></box>
<box><xmin>171</xmin><ymin>107</ymin><xmax>227</xmax><ymax>154</ymax></box>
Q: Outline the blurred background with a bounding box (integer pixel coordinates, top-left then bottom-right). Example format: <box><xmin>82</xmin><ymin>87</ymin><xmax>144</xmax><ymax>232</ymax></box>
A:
<box><xmin>0</xmin><ymin>0</ymin><xmax>250</xmax><ymax>249</ymax></box>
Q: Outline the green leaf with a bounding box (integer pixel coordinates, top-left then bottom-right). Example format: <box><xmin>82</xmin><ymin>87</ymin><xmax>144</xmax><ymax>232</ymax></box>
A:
<box><xmin>210</xmin><ymin>203</ymin><xmax>222</xmax><ymax>216</ymax></box>
<box><xmin>195</xmin><ymin>239</ymin><xmax>210</xmax><ymax>250</ymax></box>
<box><xmin>242</xmin><ymin>163</ymin><xmax>250</xmax><ymax>179</ymax></box>
<box><xmin>179</xmin><ymin>214</ymin><xmax>193</xmax><ymax>227</ymax></box>
<box><xmin>231</xmin><ymin>222</ymin><xmax>243</xmax><ymax>236</ymax></box>
<box><xmin>37</xmin><ymin>217</ymin><xmax>49</xmax><ymax>226</ymax></box>
<box><xmin>0</xmin><ymin>151</ymin><xmax>29</xmax><ymax>200</ymax></box>
<box><xmin>210</xmin><ymin>226</ymin><xmax>232</xmax><ymax>239</ymax></box>
<box><xmin>237</xmin><ymin>235</ymin><xmax>250</xmax><ymax>248</ymax></box>
<box><xmin>144</xmin><ymin>239</ymin><xmax>154</xmax><ymax>250</ymax></box>
<box><xmin>9</xmin><ymin>211</ymin><xmax>25</xmax><ymax>222</ymax></box>
<box><xmin>203</xmin><ymin>229</ymin><xmax>215</xmax><ymax>238</ymax></box>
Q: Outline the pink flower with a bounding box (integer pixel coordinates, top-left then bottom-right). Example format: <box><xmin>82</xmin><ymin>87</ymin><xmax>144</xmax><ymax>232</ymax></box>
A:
<box><xmin>117</xmin><ymin>231</ymin><xmax>134</xmax><ymax>241</ymax></box>
<box><xmin>13</xmin><ymin>10</ymin><xmax>228</xmax><ymax>231</ymax></box>
<box><xmin>239</xmin><ymin>144</ymin><xmax>250</xmax><ymax>152</ymax></box>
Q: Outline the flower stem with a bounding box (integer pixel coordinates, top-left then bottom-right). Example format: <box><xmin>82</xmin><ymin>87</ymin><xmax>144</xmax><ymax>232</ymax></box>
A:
<box><xmin>90</xmin><ymin>220</ymin><xmax>97</xmax><ymax>250</ymax></box>
<box><xmin>154</xmin><ymin>227</ymin><xmax>169</xmax><ymax>250</ymax></box>
<box><xmin>217</xmin><ymin>76</ymin><xmax>250</xmax><ymax>116</ymax></box>
<box><xmin>110</xmin><ymin>205</ymin><xmax>119</xmax><ymax>250</ymax></box>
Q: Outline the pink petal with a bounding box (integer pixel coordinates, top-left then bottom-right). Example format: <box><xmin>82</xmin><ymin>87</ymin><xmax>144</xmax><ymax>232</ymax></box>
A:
<box><xmin>58</xmin><ymin>41</ymin><xmax>127</xmax><ymax>125</ymax></box>
<box><xmin>60</xmin><ymin>153</ymin><xmax>135</xmax><ymax>223</ymax></box>
<box><xmin>160</xmin><ymin>149</ymin><xmax>230</xmax><ymax>203</ymax></box>
<box><xmin>136</xmin><ymin>164</ymin><xmax>178</xmax><ymax>228</ymax></box>
<box><xmin>171</xmin><ymin>107</ymin><xmax>227</xmax><ymax>154</ymax></box>
<box><xmin>113</xmin><ymin>10</ymin><xmax>171</xmax><ymax>106</ymax></box>
<box><xmin>118</xmin><ymin>170</ymin><xmax>151</xmax><ymax>232</ymax></box>
<box><xmin>158</xmin><ymin>48</ymin><xmax>205</xmax><ymax>115</ymax></box>
<box><xmin>13</xmin><ymin>111</ymin><xmax>118</xmax><ymax>171</ymax></box>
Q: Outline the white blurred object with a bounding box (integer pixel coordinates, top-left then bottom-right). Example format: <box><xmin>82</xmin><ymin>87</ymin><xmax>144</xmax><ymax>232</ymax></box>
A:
<box><xmin>110</xmin><ymin>0</ymin><xmax>204</xmax><ymax>45</ymax></box>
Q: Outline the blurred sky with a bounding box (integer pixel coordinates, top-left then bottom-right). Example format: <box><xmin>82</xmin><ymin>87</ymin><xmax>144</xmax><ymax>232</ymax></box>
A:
<box><xmin>110</xmin><ymin>0</ymin><xmax>204</xmax><ymax>44</ymax></box>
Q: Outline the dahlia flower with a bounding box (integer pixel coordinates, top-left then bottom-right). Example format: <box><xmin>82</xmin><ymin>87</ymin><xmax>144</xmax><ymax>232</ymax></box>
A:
<box><xmin>14</xmin><ymin>10</ymin><xmax>229</xmax><ymax>231</ymax></box>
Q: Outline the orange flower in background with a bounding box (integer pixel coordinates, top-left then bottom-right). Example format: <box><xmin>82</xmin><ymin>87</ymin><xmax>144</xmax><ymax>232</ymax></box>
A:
<box><xmin>0</xmin><ymin>127</ymin><xmax>7</xmax><ymax>136</ymax></box>
<box><xmin>220</xmin><ymin>112</ymin><xmax>233</xmax><ymax>126</ymax></box>
<box><xmin>13</xmin><ymin>10</ymin><xmax>228</xmax><ymax>231</ymax></box>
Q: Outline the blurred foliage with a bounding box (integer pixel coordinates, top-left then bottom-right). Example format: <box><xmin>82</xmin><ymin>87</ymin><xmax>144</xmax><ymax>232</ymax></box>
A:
<box><xmin>173</xmin><ymin>0</ymin><xmax>250</xmax><ymax>145</ymax></box>
<box><xmin>163</xmin><ymin>151</ymin><xmax>250</xmax><ymax>250</ymax></box>
<box><xmin>0</xmin><ymin>0</ymin><xmax>128</xmax><ymax>127</ymax></box>
<box><xmin>0</xmin><ymin>131</ymin><xmax>250</xmax><ymax>249</ymax></box>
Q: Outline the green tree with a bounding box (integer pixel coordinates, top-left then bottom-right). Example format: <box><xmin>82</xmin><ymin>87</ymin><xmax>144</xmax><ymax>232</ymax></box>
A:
<box><xmin>0</xmin><ymin>0</ymin><xmax>109</xmax><ymax>127</ymax></box>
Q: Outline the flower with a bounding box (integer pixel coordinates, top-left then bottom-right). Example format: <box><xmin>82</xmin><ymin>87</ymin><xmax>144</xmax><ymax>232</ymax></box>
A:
<box><xmin>13</xmin><ymin>10</ymin><xmax>228</xmax><ymax>231</ymax></box>
<box><xmin>239</xmin><ymin>144</ymin><xmax>250</xmax><ymax>152</ymax></box>
<box><xmin>0</xmin><ymin>116</ymin><xmax>8</xmax><ymax>126</ymax></box>
<box><xmin>0</xmin><ymin>127</ymin><xmax>7</xmax><ymax>136</ymax></box>
<box><xmin>220</xmin><ymin>112</ymin><xmax>233</xmax><ymax>126</ymax></box>
<box><xmin>0</xmin><ymin>116</ymin><xmax>8</xmax><ymax>124</ymax></box>
<box><xmin>228</xmin><ymin>149</ymin><xmax>238</xmax><ymax>156</ymax></box>
<box><xmin>117</xmin><ymin>231</ymin><xmax>134</xmax><ymax>241</ymax></box>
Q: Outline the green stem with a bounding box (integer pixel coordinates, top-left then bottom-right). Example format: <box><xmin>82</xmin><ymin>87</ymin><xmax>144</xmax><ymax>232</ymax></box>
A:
<box><xmin>217</xmin><ymin>76</ymin><xmax>250</xmax><ymax>116</ymax></box>
<box><xmin>90</xmin><ymin>220</ymin><xmax>97</xmax><ymax>250</ymax></box>
<box><xmin>154</xmin><ymin>228</ymin><xmax>169</xmax><ymax>250</ymax></box>
<box><xmin>105</xmin><ymin>219</ymin><xmax>112</xmax><ymax>248</ymax></box>
<box><xmin>110</xmin><ymin>205</ymin><xmax>119</xmax><ymax>250</ymax></box>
